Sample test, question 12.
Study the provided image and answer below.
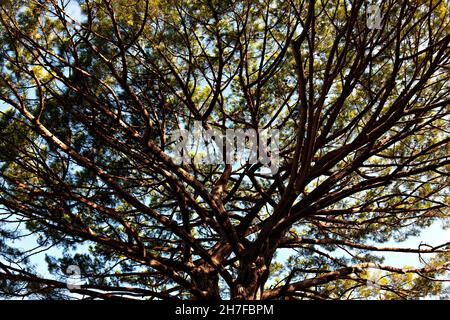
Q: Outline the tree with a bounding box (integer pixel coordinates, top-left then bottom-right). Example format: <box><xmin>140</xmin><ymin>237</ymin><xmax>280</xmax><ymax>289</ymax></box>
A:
<box><xmin>0</xmin><ymin>0</ymin><xmax>449</xmax><ymax>300</ymax></box>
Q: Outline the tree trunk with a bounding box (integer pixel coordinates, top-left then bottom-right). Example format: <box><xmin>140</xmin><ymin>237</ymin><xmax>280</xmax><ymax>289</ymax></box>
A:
<box><xmin>231</xmin><ymin>254</ymin><xmax>272</xmax><ymax>300</ymax></box>
<box><xmin>191</xmin><ymin>264</ymin><xmax>221</xmax><ymax>299</ymax></box>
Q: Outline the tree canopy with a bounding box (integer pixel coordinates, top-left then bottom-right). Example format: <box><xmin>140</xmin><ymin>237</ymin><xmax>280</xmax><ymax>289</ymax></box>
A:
<box><xmin>0</xmin><ymin>0</ymin><xmax>449</xmax><ymax>300</ymax></box>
